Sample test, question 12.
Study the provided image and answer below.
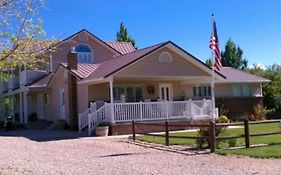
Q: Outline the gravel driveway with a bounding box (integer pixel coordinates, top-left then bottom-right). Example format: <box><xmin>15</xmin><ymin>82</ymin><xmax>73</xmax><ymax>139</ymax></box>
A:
<box><xmin>0</xmin><ymin>132</ymin><xmax>281</xmax><ymax>175</ymax></box>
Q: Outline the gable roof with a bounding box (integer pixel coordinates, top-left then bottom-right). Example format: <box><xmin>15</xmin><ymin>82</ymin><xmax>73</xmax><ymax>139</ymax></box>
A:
<box><xmin>218</xmin><ymin>67</ymin><xmax>270</xmax><ymax>83</ymax></box>
<box><xmin>106</xmin><ymin>41</ymin><xmax>135</xmax><ymax>54</ymax></box>
<box><xmin>27</xmin><ymin>74</ymin><xmax>53</xmax><ymax>88</ymax></box>
<box><xmin>81</xmin><ymin>41</ymin><xmax>169</xmax><ymax>82</ymax></box>
<box><xmin>28</xmin><ymin>41</ymin><xmax>270</xmax><ymax>88</ymax></box>
<box><xmin>54</xmin><ymin>29</ymin><xmax>122</xmax><ymax>55</ymax></box>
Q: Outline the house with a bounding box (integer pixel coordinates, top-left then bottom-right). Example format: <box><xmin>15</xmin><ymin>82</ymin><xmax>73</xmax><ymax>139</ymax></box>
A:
<box><xmin>0</xmin><ymin>29</ymin><xmax>270</xmax><ymax>135</ymax></box>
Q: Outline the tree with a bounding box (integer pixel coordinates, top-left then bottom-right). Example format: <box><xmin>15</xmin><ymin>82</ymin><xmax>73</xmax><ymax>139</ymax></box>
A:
<box><xmin>205</xmin><ymin>58</ymin><xmax>212</xmax><ymax>67</ymax></box>
<box><xmin>0</xmin><ymin>0</ymin><xmax>49</xmax><ymax>69</ymax></box>
<box><xmin>221</xmin><ymin>39</ymin><xmax>248</xmax><ymax>69</ymax></box>
<box><xmin>249</xmin><ymin>64</ymin><xmax>281</xmax><ymax>118</ymax></box>
<box><xmin>116</xmin><ymin>22</ymin><xmax>136</xmax><ymax>49</ymax></box>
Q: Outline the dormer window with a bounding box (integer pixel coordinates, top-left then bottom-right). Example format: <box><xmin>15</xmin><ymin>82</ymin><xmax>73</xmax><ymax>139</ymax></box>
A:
<box><xmin>75</xmin><ymin>44</ymin><xmax>93</xmax><ymax>63</ymax></box>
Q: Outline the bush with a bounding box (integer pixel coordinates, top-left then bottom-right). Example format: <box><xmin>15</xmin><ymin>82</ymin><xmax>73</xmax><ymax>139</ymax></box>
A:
<box><xmin>196</xmin><ymin>116</ymin><xmax>229</xmax><ymax>149</ymax></box>
<box><xmin>228</xmin><ymin>138</ymin><xmax>240</xmax><ymax>147</ymax></box>
<box><xmin>249</xmin><ymin>104</ymin><xmax>269</xmax><ymax>121</ymax></box>
<box><xmin>196</xmin><ymin>116</ymin><xmax>240</xmax><ymax>149</ymax></box>
<box><xmin>217</xmin><ymin>115</ymin><xmax>228</xmax><ymax>123</ymax></box>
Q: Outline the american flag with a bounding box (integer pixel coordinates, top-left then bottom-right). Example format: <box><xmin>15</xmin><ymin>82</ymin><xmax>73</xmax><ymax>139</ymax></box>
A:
<box><xmin>209</xmin><ymin>19</ymin><xmax>222</xmax><ymax>71</ymax></box>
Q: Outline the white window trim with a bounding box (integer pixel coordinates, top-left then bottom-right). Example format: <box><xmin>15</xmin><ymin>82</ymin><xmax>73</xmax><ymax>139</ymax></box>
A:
<box><xmin>75</xmin><ymin>43</ymin><xmax>94</xmax><ymax>64</ymax></box>
<box><xmin>159</xmin><ymin>51</ymin><xmax>173</xmax><ymax>63</ymax></box>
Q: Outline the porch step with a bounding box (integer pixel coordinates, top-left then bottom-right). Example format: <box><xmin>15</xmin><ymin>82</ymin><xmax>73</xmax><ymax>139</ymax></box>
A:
<box><xmin>26</xmin><ymin>120</ymin><xmax>52</xmax><ymax>130</ymax></box>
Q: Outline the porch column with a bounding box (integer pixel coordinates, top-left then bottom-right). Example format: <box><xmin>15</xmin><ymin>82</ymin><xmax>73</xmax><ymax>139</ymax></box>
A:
<box><xmin>109</xmin><ymin>79</ymin><xmax>115</xmax><ymax>123</ymax></box>
<box><xmin>11</xmin><ymin>94</ymin><xmax>14</xmax><ymax>122</ymax></box>
<box><xmin>23</xmin><ymin>91</ymin><xmax>28</xmax><ymax>124</ymax></box>
<box><xmin>19</xmin><ymin>92</ymin><xmax>23</xmax><ymax>123</ymax></box>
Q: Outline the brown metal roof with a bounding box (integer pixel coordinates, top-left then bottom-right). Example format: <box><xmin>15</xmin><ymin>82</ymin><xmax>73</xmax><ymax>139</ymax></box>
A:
<box><xmin>219</xmin><ymin>67</ymin><xmax>270</xmax><ymax>83</ymax></box>
<box><xmin>82</xmin><ymin>42</ymin><xmax>169</xmax><ymax>81</ymax></box>
<box><xmin>61</xmin><ymin>63</ymin><xmax>100</xmax><ymax>79</ymax></box>
<box><xmin>106</xmin><ymin>41</ymin><xmax>135</xmax><ymax>54</ymax></box>
<box><xmin>28</xmin><ymin>74</ymin><xmax>54</xmax><ymax>88</ymax></box>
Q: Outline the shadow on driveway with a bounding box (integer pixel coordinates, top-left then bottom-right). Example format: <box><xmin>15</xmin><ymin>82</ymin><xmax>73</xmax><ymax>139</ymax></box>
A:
<box><xmin>0</xmin><ymin>129</ymin><xmax>88</xmax><ymax>142</ymax></box>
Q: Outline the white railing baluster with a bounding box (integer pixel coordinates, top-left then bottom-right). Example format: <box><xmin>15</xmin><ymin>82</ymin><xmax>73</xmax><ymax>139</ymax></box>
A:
<box><xmin>78</xmin><ymin>99</ymin><xmax>213</xmax><ymax>134</ymax></box>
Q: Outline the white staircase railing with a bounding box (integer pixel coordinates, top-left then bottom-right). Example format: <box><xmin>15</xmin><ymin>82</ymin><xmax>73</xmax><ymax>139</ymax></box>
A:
<box><xmin>78</xmin><ymin>102</ymin><xmax>97</xmax><ymax>133</ymax></box>
<box><xmin>78</xmin><ymin>102</ymin><xmax>110</xmax><ymax>136</ymax></box>
<box><xmin>87</xmin><ymin>103</ymin><xmax>110</xmax><ymax>136</ymax></box>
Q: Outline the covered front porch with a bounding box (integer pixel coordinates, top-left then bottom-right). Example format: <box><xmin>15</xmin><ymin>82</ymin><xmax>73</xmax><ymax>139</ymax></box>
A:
<box><xmin>78</xmin><ymin>77</ymin><xmax>218</xmax><ymax>135</ymax></box>
<box><xmin>77</xmin><ymin>43</ymin><xmax>224</xmax><ymax>135</ymax></box>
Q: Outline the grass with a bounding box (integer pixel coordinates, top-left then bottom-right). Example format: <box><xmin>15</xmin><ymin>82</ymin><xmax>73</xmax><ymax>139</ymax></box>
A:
<box><xmin>136</xmin><ymin>122</ymin><xmax>281</xmax><ymax>158</ymax></box>
<box><xmin>217</xmin><ymin>144</ymin><xmax>281</xmax><ymax>158</ymax></box>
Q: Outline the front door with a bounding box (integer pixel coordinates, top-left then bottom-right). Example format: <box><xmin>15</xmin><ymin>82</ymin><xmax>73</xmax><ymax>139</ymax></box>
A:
<box><xmin>59</xmin><ymin>88</ymin><xmax>65</xmax><ymax>120</ymax></box>
<box><xmin>159</xmin><ymin>84</ymin><xmax>173</xmax><ymax>101</ymax></box>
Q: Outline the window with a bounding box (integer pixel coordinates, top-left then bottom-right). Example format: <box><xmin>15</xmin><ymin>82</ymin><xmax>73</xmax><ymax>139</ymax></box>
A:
<box><xmin>232</xmin><ymin>84</ymin><xmax>251</xmax><ymax>97</ymax></box>
<box><xmin>75</xmin><ymin>44</ymin><xmax>93</xmax><ymax>63</ymax></box>
<box><xmin>193</xmin><ymin>85</ymin><xmax>211</xmax><ymax>97</ymax></box>
<box><xmin>113</xmin><ymin>86</ymin><xmax>143</xmax><ymax>102</ymax></box>
<box><xmin>159</xmin><ymin>51</ymin><xmax>173</xmax><ymax>63</ymax></box>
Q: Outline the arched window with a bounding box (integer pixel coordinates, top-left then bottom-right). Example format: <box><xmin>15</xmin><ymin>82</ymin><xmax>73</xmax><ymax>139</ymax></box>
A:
<box><xmin>75</xmin><ymin>44</ymin><xmax>93</xmax><ymax>63</ymax></box>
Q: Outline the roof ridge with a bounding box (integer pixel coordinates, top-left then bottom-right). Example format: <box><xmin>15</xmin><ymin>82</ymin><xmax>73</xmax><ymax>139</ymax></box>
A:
<box><xmin>112</xmin><ymin>41</ymin><xmax>170</xmax><ymax>58</ymax></box>
<box><xmin>106</xmin><ymin>41</ymin><xmax>132</xmax><ymax>43</ymax></box>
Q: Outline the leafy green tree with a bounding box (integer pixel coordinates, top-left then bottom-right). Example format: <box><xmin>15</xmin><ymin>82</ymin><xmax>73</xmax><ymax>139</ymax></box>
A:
<box><xmin>221</xmin><ymin>39</ymin><xmax>248</xmax><ymax>70</ymax></box>
<box><xmin>249</xmin><ymin>64</ymin><xmax>281</xmax><ymax>118</ymax></box>
<box><xmin>116</xmin><ymin>22</ymin><xmax>136</xmax><ymax>49</ymax></box>
<box><xmin>205</xmin><ymin>58</ymin><xmax>212</xmax><ymax>67</ymax></box>
<box><xmin>0</xmin><ymin>0</ymin><xmax>48</xmax><ymax>69</ymax></box>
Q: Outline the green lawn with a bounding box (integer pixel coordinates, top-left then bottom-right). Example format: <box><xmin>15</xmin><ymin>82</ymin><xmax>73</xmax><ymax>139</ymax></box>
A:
<box><xmin>136</xmin><ymin>122</ymin><xmax>281</xmax><ymax>158</ymax></box>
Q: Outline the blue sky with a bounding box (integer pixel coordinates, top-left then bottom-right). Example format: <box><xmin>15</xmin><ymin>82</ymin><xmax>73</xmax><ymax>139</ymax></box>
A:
<box><xmin>40</xmin><ymin>0</ymin><xmax>281</xmax><ymax>67</ymax></box>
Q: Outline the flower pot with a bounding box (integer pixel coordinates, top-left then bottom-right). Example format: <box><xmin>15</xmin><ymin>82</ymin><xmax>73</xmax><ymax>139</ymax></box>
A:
<box><xmin>95</xmin><ymin>126</ymin><xmax>109</xmax><ymax>136</ymax></box>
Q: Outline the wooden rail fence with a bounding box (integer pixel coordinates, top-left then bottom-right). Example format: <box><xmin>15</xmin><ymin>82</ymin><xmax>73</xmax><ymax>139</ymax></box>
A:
<box><xmin>131</xmin><ymin>119</ymin><xmax>281</xmax><ymax>153</ymax></box>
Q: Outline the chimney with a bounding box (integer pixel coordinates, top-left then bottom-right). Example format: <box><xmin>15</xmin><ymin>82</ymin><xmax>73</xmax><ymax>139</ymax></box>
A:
<box><xmin>67</xmin><ymin>46</ymin><xmax>78</xmax><ymax>70</ymax></box>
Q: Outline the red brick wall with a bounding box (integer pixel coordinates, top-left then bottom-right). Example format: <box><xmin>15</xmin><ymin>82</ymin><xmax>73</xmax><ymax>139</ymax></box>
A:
<box><xmin>110</xmin><ymin>119</ymin><xmax>210</xmax><ymax>135</ymax></box>
<box><xmin>68</xmin><ymin>73</ymin><xmax>78</xmax><ymax>130</ymax></box>
<box><xmin>216</xmin><ymin>97</ymin><xmax>263</xmax><ymax>119</ymax></box>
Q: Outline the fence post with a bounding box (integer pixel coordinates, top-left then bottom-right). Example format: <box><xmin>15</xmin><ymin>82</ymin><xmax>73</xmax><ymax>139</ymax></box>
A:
<box><xmin>244</xmin><ymin>119</ymin><xmax>250</xmax><ymax>148</ymax></box>
<box><xmin>166</xmin><ymin>101</ymin><xmax>169</xmax><ymax>119</ymax></box>
<box><xmin>165</xmin><ymin>120</ymin><xmax>169</xmax><ymax>146</ymax></box>
<box><xmin>209</xmin><ymin>120</ymin><xmax>216</xmax><ymax>153</ymax></box>
<box><xmin>132</xmin><ymin>120</ymin><xmax>136</xmax><ymax>140</ymax></box>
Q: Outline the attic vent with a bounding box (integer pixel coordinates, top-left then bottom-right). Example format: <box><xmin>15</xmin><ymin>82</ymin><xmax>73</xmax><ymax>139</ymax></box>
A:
<box><xmin>78</xmin><ymin>34</ymin><xmax>88</xmax><ymax>42</ymax></box>
<box><xmin>159</xmin><ymin>51</ymin><xmax>173</xmax><ymax>63</ymax></box>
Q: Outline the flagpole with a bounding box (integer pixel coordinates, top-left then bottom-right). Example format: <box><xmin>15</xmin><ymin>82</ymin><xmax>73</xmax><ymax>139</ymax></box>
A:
<box><xmin>211</xmin><ymin>14</ymin><xmax>216</xmax><ymax>120</ymax></box>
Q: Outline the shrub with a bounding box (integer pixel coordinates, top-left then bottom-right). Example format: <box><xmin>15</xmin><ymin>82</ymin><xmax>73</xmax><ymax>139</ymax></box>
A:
<box><xmin>195</xmin><ymin>116</ymin><xmax>241</xmax><ymax>149</ymax></box>
<box><xmin>249</xmin><ymin>104</ymin><xmax>269</xmax><ymax>121</ymax></box>
<box><xmin>218</xmin><ymin>115</ymin><xmax>228</xmax><ymax>123</ymax></box>
<box><xmin>228</xmin><ymin>138</ymin><xmax>240</xmax><ymax>147</ymax></box>
<box><xmin>196</xmin><ymin>116</ymin><xmax>229</xmax><ymax>149</ymax></box>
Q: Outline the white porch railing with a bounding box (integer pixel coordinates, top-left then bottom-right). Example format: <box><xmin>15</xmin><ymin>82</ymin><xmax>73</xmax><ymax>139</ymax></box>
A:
<box><xmin>8</xmin><ymin>76</ymin><xmax>19</xmax><ymax>90</ymax></box>
<box><xmin>19</xmin><ymin>70</ymin><xmax>47</xmax><ymax>85</ymax></box>
<box><xmin>78</xmin><ymin>100</ymin><xmax>216</xmax><ymax>136</ymax></box>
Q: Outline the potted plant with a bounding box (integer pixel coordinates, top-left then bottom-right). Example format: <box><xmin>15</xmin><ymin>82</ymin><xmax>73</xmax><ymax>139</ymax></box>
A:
<box><xmin>95</xmin><ymin>122</ymin><xmax>111</xmax><ymax>136</ymax></box>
